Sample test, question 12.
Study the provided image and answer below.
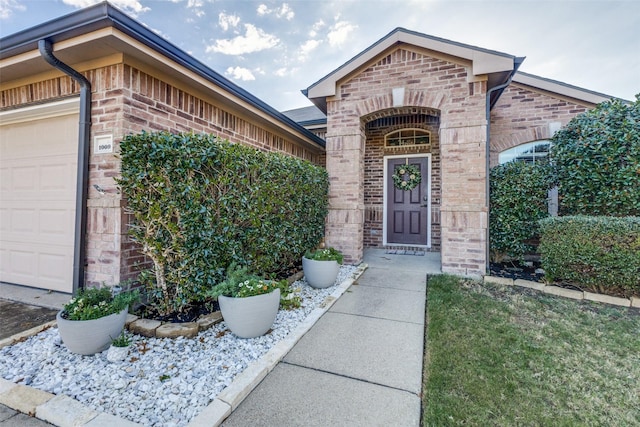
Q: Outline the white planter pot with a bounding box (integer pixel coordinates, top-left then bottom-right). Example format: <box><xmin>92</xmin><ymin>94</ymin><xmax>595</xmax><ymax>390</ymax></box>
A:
<box><xmin>106</xmin><ymin>345</ymin><xmax>129</xmax><ymax>362</ymax></box>
<box><xmin>302</xmin><ymin>257</ymin><xmax>340</xmax><ymax>289</ymax></box>
<box><xmin>218</xmin><ymin>288</ymin><xmax>280</xmax><ymax>339</ymax></box>
<box><xmin>56</xmin><ymin>308</ymin><xmax>128</xmax><ymax>355</ymax></box>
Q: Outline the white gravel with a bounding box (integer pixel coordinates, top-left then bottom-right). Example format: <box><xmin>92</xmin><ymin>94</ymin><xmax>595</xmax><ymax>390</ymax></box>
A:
<box><xmin>0</xmin><ymin>266</ymin><xmax>358</xmax><ymax>427</ymax></box>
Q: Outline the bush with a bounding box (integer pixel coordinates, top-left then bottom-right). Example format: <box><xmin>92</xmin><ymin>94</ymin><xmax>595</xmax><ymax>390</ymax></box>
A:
<box><xmin>550</xmin><ymin>95</ymin><xmax>640</xmax><ymax>216</ymax></box>
<box><xmin>117</xmin><ymin>131</ymin><xmax>329</xmax><ymax>315</ymax></box>
<box><xmin>539</xmin><ymin>216</ymin><xmax>640</xmax><ymax>297</ymax></box>
<box><xmin>489</xmin><ymin>161</ymin><xmax>552</xmax><ymax>263</ymax></box>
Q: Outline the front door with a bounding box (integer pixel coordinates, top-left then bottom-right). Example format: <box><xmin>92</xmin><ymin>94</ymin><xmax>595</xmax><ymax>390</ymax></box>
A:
<box><xmin>385</xmin><ymin>156</ymin><xmax>430</xmax><ymax>246</ymax></box>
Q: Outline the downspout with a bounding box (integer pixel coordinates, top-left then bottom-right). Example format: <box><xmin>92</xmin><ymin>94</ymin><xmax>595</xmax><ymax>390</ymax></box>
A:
<box><xmin>38</xmin><ymin>39</ymin><xmax>91</xmax><ymax>294</ymax></box>
<box><xmin>484</xmin><ymin>58</ymin><xmax>524</xmax><ymax>274</ymax></box>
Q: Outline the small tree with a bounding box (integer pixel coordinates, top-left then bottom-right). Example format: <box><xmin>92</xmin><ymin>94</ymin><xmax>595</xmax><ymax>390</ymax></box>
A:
<box><xmin>551</xmin><ymin>95</ymin><xmax>640</xmax><ymax>216</ymax></box>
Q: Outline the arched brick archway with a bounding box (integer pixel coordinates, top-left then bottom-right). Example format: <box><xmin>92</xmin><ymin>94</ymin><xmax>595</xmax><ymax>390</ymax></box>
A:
<box><xmin>323</xmin><ymin>47</ymin><xmax>490</xmax><ymax>276</ymax></box>
<box><xmin>359</xmin><ymin>107</ymin><xmax>442</xmax><ymax>251</ymax></box>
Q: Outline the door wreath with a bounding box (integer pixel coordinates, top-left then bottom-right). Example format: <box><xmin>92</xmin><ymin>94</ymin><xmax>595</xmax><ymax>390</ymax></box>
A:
<box><xmin>392</xmin><ymin>164</ymin><xmax>421</xmax><ymax>191</ymax></box>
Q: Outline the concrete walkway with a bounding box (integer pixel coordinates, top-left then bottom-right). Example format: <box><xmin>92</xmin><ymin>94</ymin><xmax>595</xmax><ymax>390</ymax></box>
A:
<box><xmin>222</xmin><ymin>248</ymin><xmax>440</xmax><ymax>426</ymax></box>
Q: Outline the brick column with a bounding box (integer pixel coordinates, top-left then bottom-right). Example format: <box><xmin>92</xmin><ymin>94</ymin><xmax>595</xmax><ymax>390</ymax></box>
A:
<box><xmin>324</xmin><ymin>128</ymin><xmax>365</xmax><ymax>264</ymax></box>
<box><xmin>439</xmin><ymin>124</ymin><xmax>488</xmax><ymax>277</ymax></box>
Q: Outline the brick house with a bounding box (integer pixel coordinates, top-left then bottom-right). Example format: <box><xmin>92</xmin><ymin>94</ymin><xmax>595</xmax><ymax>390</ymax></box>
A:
<box><xmin>0</xmin><ymin>4</ymin><xmax>612</xmax><ymax>294</ymax></box>
<box><xmin>293</xmin><ymin>28</ymin><xmax>611</xmax><ymax>276</ymax></box>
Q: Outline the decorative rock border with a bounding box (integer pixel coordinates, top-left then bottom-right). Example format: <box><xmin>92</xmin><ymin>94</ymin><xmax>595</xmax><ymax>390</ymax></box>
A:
<box><xmin>484</xmin><ymin>276</ymin><xmax>639</xmax><ymax>308</ymax></box>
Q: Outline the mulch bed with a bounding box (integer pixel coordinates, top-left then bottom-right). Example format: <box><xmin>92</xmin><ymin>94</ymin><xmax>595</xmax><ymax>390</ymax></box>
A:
<box><xmin>489</xmin><ymin>261</ymin><xmax>544</xmax><ymax>283</ymax></box>
<box><xmin>135</xmin><ymin>299</ymin><xmax>220</xmax><ymax>323</ymax></box>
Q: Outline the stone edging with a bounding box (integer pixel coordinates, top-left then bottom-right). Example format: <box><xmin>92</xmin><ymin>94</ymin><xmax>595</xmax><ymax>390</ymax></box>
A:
<box><xmin>0</xmin><ymin>264</ymin><xmax>368</xmax><ymax>427</ymax></box>
<box><xmin>484</xmin><ymin>276</ymin><xmax>640</xmax><ymax>308</ymax></box>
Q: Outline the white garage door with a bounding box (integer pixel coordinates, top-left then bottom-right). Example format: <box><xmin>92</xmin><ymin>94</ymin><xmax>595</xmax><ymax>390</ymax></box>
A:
<box><xmin>0</xmin><ymin>102</ymin><xmax>78</xmax><ymax>293</ymax></box>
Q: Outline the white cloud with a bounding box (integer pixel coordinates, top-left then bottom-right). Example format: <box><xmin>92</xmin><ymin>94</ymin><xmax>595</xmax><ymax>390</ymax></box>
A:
<box><xmin>328</xmin><ymin>20</ymin><xmax>357</xmax><ymax>47</ymax></box>
<box><xmin>309</xmin><ymin>19</ymin><xmax>325</xmax><ymax>37</ymax></box>
<box><xmin>298</xmin><ymin>39</ymin><xmax>321</xmax><ymax>61</ymax></box>
<box><xmin>62</xmin><ymin>0</ymin><xmax>149</xmax><ymax>16</ymax></box>
<box><xmin>256</xmin><ymin>3</ymin><xmax>294</xmax><ymax>20</ymax></box>
<box><xmin>275</xmin><ymin>67</ymin><xmax>288</xmax><ymax>77</ymax></box>
<box><xmin>225</xmin><ymin>66</ymin><xmax>256</xmax><ymax>81</ymax></box>
<box><xmin>277</xmin><ymin>3</ymin><xmax>294</xmax><ymax>20</ymax></box>
<box><xmin>206</xmin><ymin>24</ymin><xmax>279</xmax><ymax>55</ymax></box>
<box><xmin>257</xmin><ymin>4</ymin><xmax>269</xmax><ymax>16</ymax></box>
<box><xmin>0</xmin><ymin>0</ymin><xmax>25</xmax><ymax>20</ymax></box>
<box><xmin>218</xmin><ymin>12</ymin><xmax>240</xmax><ymax>31</ymax></box>
<box><xmin>186</xmin><ymin>0</ymin><xmax>205</xmax><ymax>18</ymax></box>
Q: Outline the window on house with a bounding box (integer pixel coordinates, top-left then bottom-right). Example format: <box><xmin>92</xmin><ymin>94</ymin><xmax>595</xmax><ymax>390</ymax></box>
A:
<box><xmin>385</xmin><ymin>128</ymin><xmax>430</xmax><ymax>148</ymax></box>
<box><xmin>498</xmin><ymin>140</ymin><xmax>550</xmax><ymax>164</ymax></box>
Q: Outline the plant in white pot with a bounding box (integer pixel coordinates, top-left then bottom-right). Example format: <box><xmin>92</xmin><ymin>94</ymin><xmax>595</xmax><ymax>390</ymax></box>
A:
<box><xmin>302</xmin><ymin>247</ymin><xmax>344</xmax><ymax>289</ymax></box>
<box><xmin>107</xmin><ymin>331</ymin><xmax>132</xmax><ymax>362</ymax></box>
<box><xmin>57</xmin><ymin>287</ymin><xmax>138</xmax><ymax>355</ymax></box>
<box><xmin>208</xmin><ymin>264</ymin><xmax>283</xmax><ymax>339</ymax></box>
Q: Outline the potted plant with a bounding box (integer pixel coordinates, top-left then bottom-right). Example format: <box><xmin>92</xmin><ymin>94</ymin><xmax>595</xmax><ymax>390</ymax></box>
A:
<box><xmin>208</xmin><ymin>264</ymin><xmax>282</xmax><ymax>339</ymax></box>
<box><xmin>106</xmin><ymin>331</ymin><xmax>132</xmax><ymax>362</ymax></box>
<box><xmin>56</xmin><ymin>286</ymin><xmax>138</xmax><ymax>355</ymax></box>
<box><xmin>302</xmin><ymin>247</ymin><xmax>344</xmax><ymax>289</ymax></box>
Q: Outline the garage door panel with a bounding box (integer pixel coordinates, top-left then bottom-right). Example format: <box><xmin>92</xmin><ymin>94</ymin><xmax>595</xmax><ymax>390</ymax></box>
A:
<box><xmin>0</xmin><ymin>112</ymin><xmax>77</xmax><ymax>292</ymax></box>
<box><xmin>1</xmin><ymin>202</ymin><xmax>74</xmax><ymax>244</ymax></box>
<box><xmin>1</xmin><ymin>156</ymin><xmax>75</xmax><ymax>201</ymax></box>
<box><xmin>0</xmin><ymin>238</ymin><xmax>73</xmax><ymax>292</ymax></box>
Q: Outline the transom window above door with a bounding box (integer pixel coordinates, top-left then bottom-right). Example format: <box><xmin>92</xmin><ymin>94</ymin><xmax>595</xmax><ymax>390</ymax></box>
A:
<box><xmin>385</xmin><ymin>128</ymin><xmax>430</xmax><ymax>148</ymax></box>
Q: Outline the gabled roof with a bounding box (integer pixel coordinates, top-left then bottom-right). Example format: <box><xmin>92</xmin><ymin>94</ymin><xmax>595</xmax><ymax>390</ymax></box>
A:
<box><xmin>0</xmin><ymin>1</ymin><xmax>325</xmax><ymax>150</ymax></box>
<box><xmin>513</xmin><ymin>71</ymin><xmax>616</xmax><ymax>104</ymax></box>
<box><xmin>304</xmin><ymin>27</ymin><xmax>522</xmax><ymax>112</ymax></box>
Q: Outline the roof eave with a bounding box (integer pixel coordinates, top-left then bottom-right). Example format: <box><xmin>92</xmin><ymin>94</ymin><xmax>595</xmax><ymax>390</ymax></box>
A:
<box><xmin>0</xmin><ymin>2</ymin><xmax>326</xmax><ymax>150</ymax></box>
<box><xmin>513</xmin><ymin>71</ymin><xmax>620</xmax><ymax>105</ymax></box>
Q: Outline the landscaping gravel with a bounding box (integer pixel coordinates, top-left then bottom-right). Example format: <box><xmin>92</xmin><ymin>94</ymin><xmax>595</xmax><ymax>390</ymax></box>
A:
<box><xmin>0</xmin><ymin>266</ymin><xmax>357</xmax><ymax>427</ymax></box>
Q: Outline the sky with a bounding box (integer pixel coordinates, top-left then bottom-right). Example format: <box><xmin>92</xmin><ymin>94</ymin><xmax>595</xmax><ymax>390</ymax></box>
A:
<box><xmin>1</xmin><ymin>0</ymin><xmax>639</xmax><ymax>112</ymax></box>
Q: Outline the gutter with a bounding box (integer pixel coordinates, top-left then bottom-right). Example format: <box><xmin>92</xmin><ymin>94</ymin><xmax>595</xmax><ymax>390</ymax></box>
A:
<box><xmin>484</xmin><ymin>57</ymin><xmax>525</xmax><ymax>274</ymax></box>
<box><xmin>38</xmin><ymin>39</ymin><xmax>91</xmax><ymax>295</ymax></box>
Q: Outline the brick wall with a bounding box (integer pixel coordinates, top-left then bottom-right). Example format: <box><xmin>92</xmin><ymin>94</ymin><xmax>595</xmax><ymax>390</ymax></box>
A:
<box><xmin>489</xmin><ymin>82</ymin><xmax>592</xmax><ymax>165</ymax></box>
<box><xmin>1</xmin><ymin>62</ymin><xmax>324</xmax><ymax>288</ymax></box>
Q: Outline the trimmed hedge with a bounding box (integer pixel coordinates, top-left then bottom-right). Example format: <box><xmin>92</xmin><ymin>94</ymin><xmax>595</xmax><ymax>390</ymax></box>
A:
<box><xmin>550</xmin><ymin>95</ymin><xmax>640</xmax><ymax>216</ymax></box>
<box><xmin>117</xmin><ymin>131</ymin><xmax>329</xmax><ymax>315</ymax></box>
<box><xmin>489</xmin><ymin>161</ymin><xmax>552</xmax><ymax>263</ymax></box>
<box><xmin>539</xmin><ymin>216</ymin><xmax>640</xmax><ymax>297</ymax></box>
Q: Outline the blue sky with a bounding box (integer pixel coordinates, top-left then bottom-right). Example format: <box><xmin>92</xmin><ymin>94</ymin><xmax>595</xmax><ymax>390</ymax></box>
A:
<box><xmin>1</xmin><ymin>0</ymin><xmax>639</xmax><ymax>111</ymax></box>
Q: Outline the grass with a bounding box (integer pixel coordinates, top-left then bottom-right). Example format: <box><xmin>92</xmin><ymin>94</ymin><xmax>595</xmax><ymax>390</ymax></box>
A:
<box><xmin>423</xmin><ymin>275</ymin><xmax>640</xmax><ymax>426</ymax></box>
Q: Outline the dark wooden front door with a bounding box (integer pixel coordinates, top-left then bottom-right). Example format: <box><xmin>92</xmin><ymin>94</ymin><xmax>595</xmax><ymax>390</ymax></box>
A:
<box><xmin>386</xmin><ymin>157</ymin><xmax>429</xmax><ymax>245</ymax></box>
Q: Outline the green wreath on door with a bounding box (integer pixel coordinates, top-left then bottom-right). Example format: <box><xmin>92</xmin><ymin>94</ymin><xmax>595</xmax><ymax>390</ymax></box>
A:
<box><xmin>392</xmin><ymin>164</ymin><xmax>422</xmax><ymax>191</ymax></box>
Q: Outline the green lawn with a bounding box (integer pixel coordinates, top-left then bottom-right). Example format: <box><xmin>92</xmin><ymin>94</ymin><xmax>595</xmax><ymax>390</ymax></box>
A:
<box><xmin>423</xmin><ymin>275</ymin><xmax>640</xmax><ymax>426</ymax></box>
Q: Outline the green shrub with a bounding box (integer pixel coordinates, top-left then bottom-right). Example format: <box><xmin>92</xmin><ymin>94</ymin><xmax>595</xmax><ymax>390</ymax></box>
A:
<box><xmin>539</xmin><ymin>216</ymin><xmax>640</xmax><ymax>297</ymax></box>
<box><xmin>550</xmin><ymin>95</ymin><xmax>640</xmax><ymax>216</ymax></box>
<box><xmin>489</xmin><ymin>161</ymin><xmax>552</xmax><ymax>263</ymax></box>
<box><xmin>117</xmin><ymin>131</ymin><xmax>328</xmax><ymax>315</ymax></box>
